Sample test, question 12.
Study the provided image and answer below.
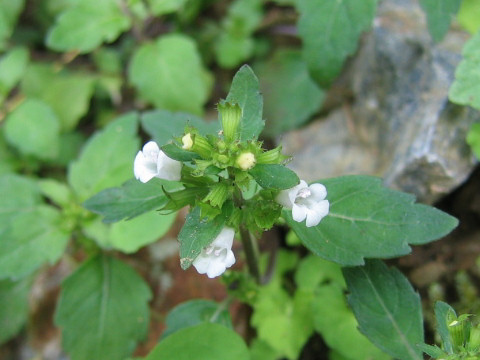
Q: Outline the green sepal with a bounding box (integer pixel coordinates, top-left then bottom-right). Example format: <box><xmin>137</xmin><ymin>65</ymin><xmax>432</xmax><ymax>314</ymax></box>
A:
<box><xmin>256</xmin><ymin>146</ymin><xmax>291</xmax><ymax>165</ymax></box>
<box><xmin>202</xmin><ymin>182</ymin><xmax>233</xmax><ymax>209</ymax></box>
<box><xmin>468</xmin><ymin>326</ymin><xmax>480</xmax><ymax>351</ymax></box>
<box><xmin>417</xmin><ymin>343</ymin><xmax>447</xmax><ymax>358</ymax></box>
<box><xmin>218</xmin><ymin>101</ymin><xmax>242</xmax><ymax>143</ymax></box>
<box><xmin>191</xmin><ymin>133</ymin><xmax>214</xmax><ymax>159</ymax></box>
<box><xmin>161</xmin><ymin>187</ymin><xmax>209</xmax><ymax>212</ymax></box>
<box><xmin>180</xmin><ymin>166</ymin><xmax>215</xmax><ymax>187</ymax></box>
<box><xmin>161</xmin><ymin>143</ymin><xmax>200</xmax><ymax>162</ymax></box>
<box><xmin>245</xmin><ymin>199</ymin><xmax>282</xmax><ymax>231</ymax></box>
<box><xmin>198</xmin><ymin>202</ymin><xmax>222</xmax><ymax>220</ymax></box>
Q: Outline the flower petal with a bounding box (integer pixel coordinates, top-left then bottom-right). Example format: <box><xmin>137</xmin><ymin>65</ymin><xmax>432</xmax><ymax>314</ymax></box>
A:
<box><xmin>206</xmin><ymin>259</ymin><xmax>227</xmax><ymax>278</ymax></box>
<box><xmin>212</xmin><ymin>227</ymin><xmax>235</xmax><ymax>249</ymax></box>
<box><xmin>133</xmin><ymin>151</ymin><xmax>157</xmax><ymax>183</ymax></box>
<box><xmin>276</xmin><ymin>189</ymin><xmax>293</xmax><ymax>208</ymax></box>
<box><xmin>224</xmin><ymin>250</ymin><xmax>236</xmax><ymax>268</ymax></box>
<box><xmin>305</xmin><ymin>200</ymin><xmax>329</xmax><ymax>227</ymax></box>
<box><xmin>157</xmin><ymin>151</ymin><xmax>182</xmax><ymax>181</ymax></box>
<box><xmin>142</xmin><ymin>141</ymin><xmax>160</xmax><ymax>161</ymax></box>
<box><xmin>309</xmin><ymin>183</ymin><xmax>327</xmax><ymax>201</ymax></box>
<box><xmin>192</xmin><ymin>253</ymin><xmax>211</xmax><ymax>274</ymax></box>
<box><xmin>292</xmin><ymin>204</ymin><xmax>307</xmax><ymax>223</ymax></box>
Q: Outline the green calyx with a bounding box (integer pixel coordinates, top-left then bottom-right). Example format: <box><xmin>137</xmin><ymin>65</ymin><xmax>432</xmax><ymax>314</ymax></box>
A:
<box><xmin>203</xmin><ymin>182</ymin><xmax>232</xmax><ymax>209</ymax></box>
<box><xmin>218</xmin><ymin>101</ymin><xmax>242</xmax><ymax>143</ymax></box>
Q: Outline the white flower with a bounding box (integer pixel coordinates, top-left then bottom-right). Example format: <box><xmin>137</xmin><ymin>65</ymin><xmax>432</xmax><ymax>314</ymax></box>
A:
<box><xmin>276</xmin><ymin>180</ymin><xmax>329</xmax><ymax>227</ymax></box>
<box><xmin>193</xmin><ymin>227</ymin><xmax>236</xmax><ymax>278</ymax></box>
<box><xmin>134</xmin><ymin>141</ymin><xmax>182</xmax><ymax>183</ymax></box>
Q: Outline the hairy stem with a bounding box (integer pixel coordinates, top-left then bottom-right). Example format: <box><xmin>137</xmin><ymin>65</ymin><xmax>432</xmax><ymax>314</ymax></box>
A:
<box><xmin>239</xmin><ymin>225</ymin><xmax>261</xmax><ymax>284</ymax></box>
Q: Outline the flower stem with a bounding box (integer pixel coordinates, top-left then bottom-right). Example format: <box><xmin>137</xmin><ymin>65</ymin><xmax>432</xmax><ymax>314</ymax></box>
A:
<box><xmin>239</xmin><ymin>225</ymin><xmax>261</xmax><ymax>284</ymax></box>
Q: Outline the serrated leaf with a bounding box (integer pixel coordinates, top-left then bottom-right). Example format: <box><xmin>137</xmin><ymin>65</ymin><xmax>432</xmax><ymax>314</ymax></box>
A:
<box><xmin>83</xmin><ymin>178</ymin><xmax>175</xmax><ymax>223</ymax></box>
<box><xmin>146</xmin><ymin>323</ymin><xmax>249</xmax><ymax>360</ymax></box>
<box><xmin>146</xmin><ymin>0</ymin><xmax>188</xmax><ymax>15</ymax></box>
<box><xmin>0</xmin><ymin>174</ymin><xmax>41</xmax><ymax>224</ymax></box>
<box><xmin>162</xmin><ymin>299</ymin><xmax>233</xmax><ymax>339</ymax></box>
<box><xmin>286</xmin><ymin>176</ymin><xmax>458</xmax><ymax>266</ymax></box>
<box><xmin>419</xmin><ymin>0</ymin><xmax>461</xmax><ymax>42</ymax></box>
<box><xmin>343</xmin><ymin>260</ymin><xmax>424</xmax><ymax>360</ymax></box>
<box><xmin>0</xmin><ymin>205</ymin><xmax>70</xmax><ymax>280</ymax></box>
<box><xmin>297</xmin><ymin>0</ymin><xmax>378</xmax><ymax>87</ymax></box>
<box><xmin>68</xmin><ymin>112</ymin><xmax>139</xmax><ymax>201</ymax></box>
<box><xmin>0</xmin><ymin>47</ymin><xmax>29</xmax><ymax>103</ymax></box>
<box><xmin>254</xmin><ymin>49</ymin><xmax>325</xmax><ymax>136</ymax></box>
<box><xmin>4</xmin><ymin>99</ymin><xmax>60</xmax><ymax>160</ymax></box>
<box><xmin>249</xmin><ymin>164</ymin><xmax>299</xmax><ymax>190</ymax></box>
<box><xmin>55</xmin><ymin>254</ymin><xmax>151</xmax><ymax>360</ymax></box>
<box><xmin>178</xmin><ymin>205</ymin><xmax>230</xmax><ymax>270</ymax></box>
<box><xmin>449</xmin><ymin>31</ymin><xmax>480</xmax><ymax>110</ymax></box>
<box><xmin>434</xmin><ymin>301</ymin><xmax>456</xmax><ymax>354</ymax></box>
<box><xmin>0</xmin><ymin>0</ymin><xmax>25</xmax><ymax>51</ymax></box>
<box><xmin>458</xmin><ymin>0</ymin><xmax>480</xmax><ymax>34</ymax></box>
<box><xmin>129</xmin><ymin>34</ymin><xmax>212</xmax><ymax>116</ymax></box>
<box><xmin>46</xmin><ymin>0</ymin><xmax>131</xmax><ymax>53</ymax></box>
<box><xmin>21</xmin><ymin>63</ymin><xmax>95</xmax><ymax>130</ymax></box>
<box><xmin>141</xmin><ymin>109</ymin><xmax>219</xmax><ymax>146</ymax></box>
<box><xmin>226</xmin><ymin>64</ymin><xmax>264</xmax><ymax>140</ymax></box>
<box><xmin>0</xmin><ymin>276</ymin><xmax>32</xmax><ymax>344</ymax></box>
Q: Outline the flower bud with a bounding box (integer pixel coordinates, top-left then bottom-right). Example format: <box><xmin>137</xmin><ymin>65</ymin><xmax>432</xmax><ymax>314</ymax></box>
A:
<box><xmin>218</xmin><ymin>101</ymin><xmax>242</xmax><ymax>143</ymax></box>
<box><xmin>236</xmin><ymin>152</ymin><xmax>256</xmax><ymax>170</ymax></box>
<box><xmin>182</xmin><ymin>133</ymin><xmax>193</xmax><ymax>150</ymax></box>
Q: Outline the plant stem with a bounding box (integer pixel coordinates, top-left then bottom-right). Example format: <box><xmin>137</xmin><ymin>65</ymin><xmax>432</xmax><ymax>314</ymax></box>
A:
<box><xmin>239</xmin><ymin>224</ymin><xmax>261</xmax><ymax>284</ymax></box>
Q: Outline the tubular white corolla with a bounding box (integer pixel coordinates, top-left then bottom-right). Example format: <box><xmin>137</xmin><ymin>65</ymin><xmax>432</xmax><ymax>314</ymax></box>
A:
<box><xmin>276</xmin><ymin>180</ymin><xmax>329</xmax><ymax>227</ymax></box>
<box><xmin>134</xmin><ymin>141</ymin><xmax>182</xmax><ymax>183</ymax></box>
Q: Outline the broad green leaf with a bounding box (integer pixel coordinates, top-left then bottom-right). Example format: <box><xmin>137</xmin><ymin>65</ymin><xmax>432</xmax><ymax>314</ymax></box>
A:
<box><xmin>0</xmin><ymin>174</ymin><xmax>41</xmax><ymax>224</ymax></box>
<box><xmin>434</xmin><ymin>301</ymin><xmax>456</xmax><ymax>354</ymax></box>
<box><xmin>286</xmin><ymin>176</ymin><xmax>458</xmax><ymax>266</ymax></box>
<box><xmin>147</xmin><ymin>0</ymin><xmax>188</xmax><ymax>15</ymax></box>
<box><xmin>57</xmin><ymin>131</ymin><xmax>85</xmax><ymax>166</ymax></box>
<box><xmin>147</xmin><ymin>323</ymin><xmax>249</xmax><ymax>360</ymax></box>
<box><xmin>0</xmin><ymin>205</ymin><xmax>70</xmax><ymax>280</ymax></box>
<box><xmin>46</xmin><ymin>0</ymin><xmax>131</xmax><ymax>53</ymax></box>
<box><xmin>83</xmin><ymin>178</ymin><xmax>174</xmax><ymax>223</ymax></box>
<box><xmin>38</xmin><ymin>178</ymin><xmax>73</xmax><ymax>208</ymax></box>
<box><xmin>178</xmin><ymin>205</ymin><xmax>229</xmax><ymax>270</ymax></box>
<box><xmin>0</xmin><ymin>47</ymin><xmax>29</xmax><ymax>103</ymax></box>
<box><xmin>141</xmin><ymin>110</ymin><xmax>219</xmax><ymax>146</ymax></box>
<box><xmin>83</xmin><ymin>210</ymin><xmax>176</xmax><ymax>253</ymax></box>
<box><xmin>226</xmin><ymin>64</ymin><xmax>264</xmax><ymax>140</ymax></box>
<box><xmin>343</xmin><ymin>260</ymin><xmax>424</xmax><ymax>360</ymax></box>
<box><xmin>55</xmin><ymin>254</ymin><xmax>151</xmax><ymax>360</ymax></box>
<box><xmin>255</xmin><ymin>49</ymin><xmax>324</xmax><ymax>136</ymax></box>
<box><xmin>297</xmin><ymin>0</ymin><xmax>378</xmax><ymax>87</ymax></box>
<box><xmin>162</xmin><ymin>299</ymin><xmax>233</xmax><ymax>339</ymax></box>
<box><xmin>312</xmin><ymin>283</ymin><xmax>390</xmax><ymax>360</ymax></box>
<box><xmin>129</xmin><ymin>34</ymin><xmax>212</xmax><ymax>116</ymax></box>
<box><xmin>449</xmin><ymin>31</ymin><xmax>480</xmax><ymax>110</ymax></box>
<box><xmin>249</xmin><ymin>164</ymin><xmax>299</xmax><ymax>190</ymax></box>
<box><xmin>68</xmin><ymin>112</ymin><xmax>139</xmax><ymax>201</ymax></box>
<box><xmin>0</xmin><ymin>130</ymin><xmax>18</xmax><ymax>175</ymax></box>
<box><xmin>294</xmin><ymin>255</ymin><xmax>345</xmax><ymax>291</ymax></box>
<box><xmin>161</xmin><ymin>143</ymin><xmax>201</xmax><ymax>162</ymax></box>
<box><xmin>0</xmin><ymin>0</ymin><xmax>25</xmax><ymax>51</ymax></box>
<box><xmin>4</xmin><ymin>99</ymin><xmax>60</xmax><ymax>160</ymax></box>
<box><xmin>458</xmin><ymin>0</ymin><xmax>480</xmax><ymax>34</ymax></box>
<box><xmin>250</xmin><ymin>339</ymin><xmax>282</xmax><ymax>360</ymax></box>
<box><xmin>419</xmin><ymin>0</ymin><xmax>461</xmax><ymax>42</ymax></box>
<box><xmin>0</xmin><ymin>277</ymin><xmax>32</xmax><ymax>344</ymax></box>
<box><xmin>467</xmin><ymin>122</ymin><xmax>480</xmax><ymax>159</ymax></box>
<box><xmin>21</xmin><ymin>63</ymin><xmax>95</xmax><ymax>130</ymax></box>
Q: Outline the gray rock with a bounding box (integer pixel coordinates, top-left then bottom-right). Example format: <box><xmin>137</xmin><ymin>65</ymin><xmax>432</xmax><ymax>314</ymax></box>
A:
<box><xmin>280</xmin><ymin>0</ymin><xmax>477</xmax><ymax>203</ymax></box>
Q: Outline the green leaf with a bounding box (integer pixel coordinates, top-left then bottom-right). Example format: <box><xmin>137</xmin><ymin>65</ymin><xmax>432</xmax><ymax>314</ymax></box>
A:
<box><xmin>147</xmin><ymin>323</ymin><xmax>249</xmax><ymax>360</ymax></box>
<box><xmin>0</xmin><ymin>47</ymin><xmax>29</xmax><ymax>103</ymax></box>
<box><xmin>249</xmin><ymin>164</ymin><xmax>299</xmax><ymax>190</ymax></box>
<box><xmin>417</xmin><ymin>343</ymin><xmax>447</xmax><ymax>358</ymax></box>
<box><xmin>294</xmin><ymin>255</ymin><xmax>345</xmax><ymax>291</ymax></box>
<box><xmin>162</xmin><ymin>299</ymin><xmax>233</xmax><ymax>339</ymax></box>
<box><xmin>0</xmin><ymin>0</ymin><xmax>25</xmax><ymax>51</ymax></box>
<box><xmin>46</xmin><ymin>0</ymin><xmax>131</xmax><ymax>53</ymax></box>
<box><xmin>4</xmin><ymin>99</ymin><xmax>60</xmax><ymax>160</ymax></box>
<box><xmin>226</xmin><ymin>64</ymin><xmax>264</xmax><ymax>140</ymax></box>
<box><xmin>297</xmin><ymin>0</ymin><xmax>378</xmax><ymax>87</ymax></box>
<box><xmin>434</xmin><ymin>301</ymin><xmax>456</xmax><ymax>354</ymax></box>
<box><xmin>0</xmin><ymin>277</ymin><xmax>32</xmax><ymax>344</ymax></box>
<box><xmin>286</xmin><ymin>176</ymin><xmax>458</xmax><ymax>266</ymax></box>
<box><xmin>39</xmin><ymin>178</ymin><xmax>74</xmax><ymax>208</ymax></box>
<box><xmin>68</xmin><ymin>112</ymin><xmax>139</xmax><ymax>201</ymax></box>
<box><xmin>343</xmin><ymin>260</ymin><xmax>424</xmax><ymax>360</ymax></box>
<box><xmin>129</xmin><ymin>34</ymin><xmax>212</xmax><ymax>116</ymax></box>
<box><xmin>0</xmin><ymin>174</ymin><xmax>41</xmax><ymax>224</ymax></box>
<box><xmin>146</xmin><ymin>0</ymin><xmax>188</xmax><ymax>15</ymax></box>
<box><xmin>161</xmin><ymin>143</ymin><xmax>201</xmax><ymax>162</ymax></box>
<box><xmin>21</xmin><ymin>63</ymin><xmax>95</xmax><ymax>130</ymax></box>
<box><xmin>457</xmin><ymin>0</ymin><xmax>480</xmax><ymax>34</ymax></box>
<box><xmin>254</xmin><ymin>49</ymin><xmax>325</xmax><ymax>136</ymax></box>
<box><xmin>178</xmin><ymin>205</ymin><xmax>230</xmax><ymax>270</ymax></box>
<box><xmin>419</xmin><ymin>0</ymin><xmax>461</xmax><ymax>42</ymax></box>
<box><xmin>449</xmin><ymin>31</ymin><xmax>480</xmax><ymax>110</ymax></box>
<box><xmin>55</xmin><ymin>254</ymin><xmax>152</xmax><ymax>360</ymax></box>
<box><xmin>0</xmin><ymin>205</ymin><xmax>70</xmax><ymax>280</ymax></box>
<box><xmin>141</xmin><ymin>110</ymin><xmax>219</xmax><ymax>146</ymax></box>
<box><xmin>467</xmin><ymin>122</ymin><xmax>480</xmax><ymax>159</ymax></box>
<box><xmin>83</xmin><ymin>178</ymin><xmax>175</xmax><ymax>223</ymax></box>
<box><xmin>0</xmin><ymin>130</ymin><xmax>18</xmax><ymax>175</ymax></box>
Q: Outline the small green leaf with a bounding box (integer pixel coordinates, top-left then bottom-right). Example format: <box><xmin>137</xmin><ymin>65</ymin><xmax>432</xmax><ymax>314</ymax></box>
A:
<box><xmin>417</xmin><ymin>343</ymin><xmax>447</xmax><ymax>358</ymax></box>
<box><xmin>46</xmin><ymin>0</ymin><xmax>131</xmax><ymax>53</ymax></box>
<box><xmin>286</xmin><ymin>176</ymin><xmax>458</xmax><ymax>266</ymax></box>
<box><xmin>226</xmin><ymin>64</ymin><xmax>264</xmax><ymax>140</ymax></box>
<box><xmin>449</xmin><ymin>31</ymin><xmax>480</xmax><ymax>110</ymax></box>
<box><xmin>38</xmin><ymin>178</ymin><xmax>74</xmax><ymax>208</ymax></box>
<box><xmin>0</xmin><ymin>174</ymin><xmax>41</xmax><ymax>224</ymax></box>
<box><xmin>68</xmin><ymin>112</ymin><xmax>139</xmax><ymax>201</ymax></box>
<box><xmin>162</xmin><ymin>143</ymin><xmax>200</xmax><ymax>162</ymax></box>
<box><xmin>343</xmin><ymin>260</ymin><xmax>424</xmax><ymax>360</ymax></box>
<box><xmin>0</xmin><ymin>47</ymin><xmax>29</xmax><ymax>103</ymax></box>
<box><xmin>178</xmin><ymin>205</ymin><xmax>230</xmax><ymax>270</ymax></box>
<box><xmin>0</xmin><ymin>0</ymin><xmax>25</xmax><ymax>51</ymax></box>
<box><xmin>129</xmin><ymin>34</ymin><xmax>212</xmax><ymax>115</ymax></box>
<box><xmin>467</xmin><ymin>122</ymin><xmax>480</xmax><ymax>159</ymax></box>
<box><xmin>146</xmin><ymin>0</ymin><xmax>188</xmax><ymax>15</ymax></box>
<box><xmin>4</xmin><ymin>99</ymin><xmax>60</xmax><ymax>160</ymax></box>
<box><xmin>0</xmin><ymin>205</ymin><xmax>70</xmax><ymax>280</ymax></box>
<box><xmin>83</xmin><ymin>178</ymin><xmax>175</xmax><ymax>223</ymax></box>
<box><xmin>146</xmin><ymin>323</ymin><xmax>249</xmax><ymax>360</ymax></box>
<box><xmin>297</xmin><ymin>0</ymin><xmax>378</xmax><ymax>87</ymax></box>
<box><xmin>249</xmin><ymin>164</ymin><xmax>299</xmax><ymax>190</ymax></box>
<box><xmin>419</xmin><ymin>0</ymin><xmax>461</xmax><ymax>42</ymax></box>
<box><xmin>254</xmin><ymin>49</ymin><xmax>325</xmax><ymax>136</ymax></box>
<box><xmin>141</xmin><ymin>110</ymin><xmax>219</xmax><ymax>146</ymax></box>
<box><xmin>0</xmin><ymin>277</ymin><xmax>32</xmax><ymax>344</ymax></box>
<box><xmin>457</xmin><ymin>0</ymin><xmax>480</xmax><ymax>34</ymax></box>
<box><xmin>162</xmin><ymin>299</ymin><xmax>233</xmax><ymax>339</ymax></box>
<box><xmin>55</xmin><ymin>254</ymin><xmax>152</xmax><ymax>360</ymax></box>
<box><xmin>434</xmin><ymin>301</ymin><xmax>456</xmax><ymax>354</ymax></box>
